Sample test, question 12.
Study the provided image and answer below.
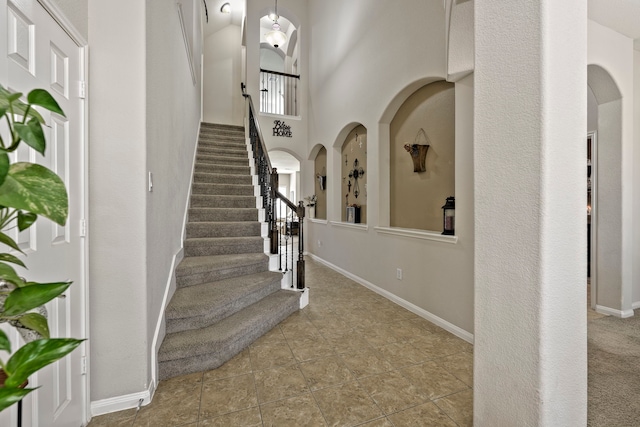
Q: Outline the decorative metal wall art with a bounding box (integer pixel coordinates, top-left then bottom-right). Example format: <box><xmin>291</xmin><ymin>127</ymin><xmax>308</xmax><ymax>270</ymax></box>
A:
<box><xmin>404</xmin><ymin>128</ymin><xmax>431</xmax><ymax>172</ymax></box>
<box><xmin>273</xmin><ymin>120</ymin><xmax>292</xmax><ymax>137</ymax></box>
<box><xmin>348</xmin><ymin>158</ymin><xmax>365</xmax><ymax>198</ymax></box>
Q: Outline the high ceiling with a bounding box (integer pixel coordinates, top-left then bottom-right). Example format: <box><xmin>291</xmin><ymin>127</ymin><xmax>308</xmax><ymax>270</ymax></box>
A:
<box><xmin>202</xmin><ymin>0</ymin><xmax>244</xmax><ymax>38</ymax></box>
<box><xmin>588</xmin><ymin>0</ymin><xmax>640</xmax><ymax>49</ymax></box>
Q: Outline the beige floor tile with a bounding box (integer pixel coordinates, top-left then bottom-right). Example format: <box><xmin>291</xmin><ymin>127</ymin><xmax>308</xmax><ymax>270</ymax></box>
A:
<box><xmin>313</xmin><ymin>381</ymin><xmax>384</xmax><ymax>427</ymax></box>
<box><xmin>288</xmin><ymin>337</ymin><xmax>336</xmax><ymax>362</ymax></box>
<box><xmin>199</xmin><ymin>407</ymin><xmax>262</xmax><ymax>426</ymax></box>
<box><xmin>88</xmin><ymin>410</ymin><xmax>136</xmax><ymax>427</ymax></box>
<box><xmin>355</xmin><ymin>324</ymin><xmax>403</xmax><ymax>347</ymax></box>
<box><xmin>199</xmin><ymin>373</ymin><xmax>258</xmax><ymax>419</ymax></box>
<box><xmin>299</xmin><ymin>356</ymin><xmax>356</xmax><ymax>390</ymax></box>
<box><xmin>356</xmin><ymin>418</ymin><xmax>394</xmax><ymax>427</ymax></box>
<box><xmin>435</xmin><ymin>352</ymin><xmax>473</xmax><ymax>387</ymax></box>
<box><xmin>260</xmin><ymin>393</ymin><xmax>327</xmax><ymax>426</ymax></box>
<box><xmin>376</xmin><ymin>341</ymin><xmax>428</xmax><ymax>368</ymax></box>
<box><xmin>435</xmin><ymin>389</ymin><xmax>473</xmax><ymax>427</ymax></box>
<box><xmin>133</xmin><ymin>373</ymin><xmax>203</xmax><ymax>427</ymax></box>
<box><xmin>249</xmin><ymin>342</ymin><xmax>297</xmax><ymax>371</ymax></box>
<box><xmin>358</xmin><ymin>370</ymin><xmax>430</xmax><ymax>415</ymax></box>
<box><xmin>254</xmin><ymin>364</ymin><xmax>310</xmax><ymax>404</ymax></box>
<box><xmin>339</xmin><ymin>349</ymin><xmax>395</xmax><ymax>378</ymax></box>
<box><xmin>410</xmin><ymin>333</ymin><xmax>467</xmax><ymax>359</ymax></box>
<box><xmin>324</xmin><ymin>331</ymin><xmax>375</xmax><ymax>354</ymax></box>
<box><xmin>387</xmin><ymin>402</ymin><xmax>458</xmax><ymax>426</ymax></box>
<box><xmin>203</xmin><ymin>348</ymin><xmax>252</xmax><ymax>382</ymax></box>
<box><xmin>250</xmin><ymin>326</ymin><xmax>287</xmax><ymax>347</ymax></box>
<box><xmin>400</xmin><ymin>361</ymin><xmax>469</xmax><ymax>400</ymax></box>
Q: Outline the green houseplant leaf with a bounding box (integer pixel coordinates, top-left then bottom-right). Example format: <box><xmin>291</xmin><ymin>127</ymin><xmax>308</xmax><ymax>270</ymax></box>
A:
<box><xmin>0</xmin><ymin>232</ymin><xmax>23</xmax><ymax>254</ymax></box>
<box><xmin>0</xmin><ymin>329</ymin><xmax>11</xmax><ymax>353</ymax></box>
<box><xmin>0</xmin><ymin>163</ymin><xmax>68</xmax><ymax>226</ymax></box>
<box><xmin>3</xmin><ymin>282</ymin><xmax>71</xmax><ymax>316</ymax></box>
<box><xmin>16</xmin><ymin>313</ymin><xmax>50</xmax><ymax>338</ymax></box>
<box><xmin>4</xmin><ymin>338</ymin><xmax>83</xmax><ymax>388</ymax></box>
<box><xmin>0</xmin><ymin>153</ymin><xmax>10</xmax><ymax>187</ymax></box>
<box><xmin>17</xmin><ymin>211</ymin><xmax>37</xmax><ymax>231</ymax></box>
<box><xmin>27</xmin><ymin>89</ymin><xmax>65</xmax><ymax>117</ymax></box>
<box><xmin>0</xmin><ymin>388</ymin><xmax>35</xmax><ymax>413</ymax></box>
<box><xmin>0</xmin><ymin>254</ymin><xmax>26</xmax><ymax>269</ymax></box>
<box><xmin>0</xmin><ymin>262</ymin><xmax>24</xmax><ymax>287</ymax></box>
<box><xmin>13</xmin><ymin>118</ymin><xmax>45</xmax><ymax>155</ymax></box>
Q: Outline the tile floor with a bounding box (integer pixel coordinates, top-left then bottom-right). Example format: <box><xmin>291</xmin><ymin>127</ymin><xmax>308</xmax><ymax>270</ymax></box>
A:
<box><xmin>89</xmin><ymin>259</ymin><xmax>473</xmax><ymax>427</ymax></box>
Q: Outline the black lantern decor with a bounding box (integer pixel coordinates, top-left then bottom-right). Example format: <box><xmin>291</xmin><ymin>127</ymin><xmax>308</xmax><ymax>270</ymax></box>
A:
<box><xmin>442</xmin><ymin>196</ymin><xmax>455</xmax><ymax>235</ymax></box>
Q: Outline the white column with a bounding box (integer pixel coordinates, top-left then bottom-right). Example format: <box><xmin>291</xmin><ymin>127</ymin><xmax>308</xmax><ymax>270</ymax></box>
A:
<box><xmin>474</xmin><ymin>1</ymin><xmax>587</xmax><ymax>425</ymax></box>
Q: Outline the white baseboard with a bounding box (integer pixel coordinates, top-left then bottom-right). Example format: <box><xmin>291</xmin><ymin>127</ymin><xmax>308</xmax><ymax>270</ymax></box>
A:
<box><xmin>90</xmin><ymin>382</ymin><xmax>154</xmax><ymax>417</ymax></box>
<box><xmin>633</xmin><ymin>301</ymin><xmax>640</xmax><ymax>310</ymax></box>
<box><xmin>595</xmin><ymin>305</ymin><xmax>635</xmax><ymax>318</ymax></box>
<box><xmin>307</xmin><ymin>254</ymin><xmax>474</xmax><ymax>344</ymax></box>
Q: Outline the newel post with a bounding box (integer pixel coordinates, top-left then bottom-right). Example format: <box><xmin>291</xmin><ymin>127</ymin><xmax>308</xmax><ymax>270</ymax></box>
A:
<box><xmin>296</xmin><ymin>200</ymin><xmax>305</xmax><ymax>289</ymax></box>
<box><xmin>269</xmin><ymin>169</ymin><xmax>279</xmax><ymax>255</ymax></box>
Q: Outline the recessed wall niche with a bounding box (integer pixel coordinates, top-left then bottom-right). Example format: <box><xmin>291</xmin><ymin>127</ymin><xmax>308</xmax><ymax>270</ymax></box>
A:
<box><xmin>341</xmin><ymin>125</ymin><xmax>367</xmax><ymax>223</ymax></box>
<box><xmin>390</xmin><ymin>81</ymin><xmax>455</xmax><ymax>231</ymax></box>
<box><xmin>314</xmin><ymin>146</ymin><xmax>327</xmax><ymax>220</ymax></box>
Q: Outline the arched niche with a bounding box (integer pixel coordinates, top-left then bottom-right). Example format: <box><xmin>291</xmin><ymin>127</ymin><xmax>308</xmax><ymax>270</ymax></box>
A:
<box><xmin>587</xmin><ymin>64</ymin><xmax>624</xmax><ymax>314</ymax></box>
<box><xmin>268</xmin><ymin>149</ymin><xmax>301</xmax><ymax>208</ymax></box>
<box><xmin>310</xmin><ymin>144</ymin><xmax>327</xmax><ymax>219</ymax></box>
<box><xmin>389</xmin><ymin>80</ymin><xmax>455</xmax><ymax>231</ymax></box>
<box><xmin>338</xmin><ymin>124</ymin><xmax>367</xmax><ymax>223</ymax></box>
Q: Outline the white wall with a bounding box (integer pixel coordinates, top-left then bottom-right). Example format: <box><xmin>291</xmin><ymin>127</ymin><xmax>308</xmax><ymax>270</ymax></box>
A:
<box><xmin>88</xmin><ymin>0</ymin><xmax>202</xmax><ymax>406</ymax></box>
<box><xmin>474</xmin><ymin>1</ymin><xmax>587</xmax><ymax>424</ymax></box>
<box><xmin>304</xmin><ymin>0</ymin><xmax>475</xmax><ymax>334</ymax></box>
<box><xmin>88</xmin><ymin>0</ymin><xmax>149</xmax><ymax>401</ymax></box>
<box><xmin>246</xmin><ymin>0</ymin><xmax>309</xmax><ymax>170</ymax></box>
<box><xmin>634</xmin><ymin>48</ymin><xmax>640</xmax><ymax>308</ymax></box>
<box><xmin>588</xmin><ymin>20</ymin><xmax>636</xmax><ymax>315</ymax></box>
<box><xmin>50</xmin><ymin>0</ymin><xmax>88</xmax><ymax>40</ymax></box>
<box><xmin>203</xmin><ymin>25</ymin><xmax>244</xmax><ymax>125</ymax></box>
<box><xmin>146</xmin><ymin>0</ymin><xmax>202</xmax><ymax>386</ymax></box>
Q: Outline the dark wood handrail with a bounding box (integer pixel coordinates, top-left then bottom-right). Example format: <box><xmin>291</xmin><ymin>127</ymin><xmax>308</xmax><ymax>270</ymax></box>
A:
<box><xmin>260</xmin><ymin>68</ymin><xmax>301</xmax><ymax>79</ymax></box>
<box><xmin>241</xmin><ymin>83</ymin><xmax>272</xmax><ymax>172</ymax></box>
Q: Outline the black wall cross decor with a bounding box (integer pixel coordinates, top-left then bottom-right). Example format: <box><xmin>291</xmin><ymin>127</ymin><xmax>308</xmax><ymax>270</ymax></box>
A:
<box><xmin>348</xmin><ymin>158</ymin><xmax>365</xmax><ymax>198</ymax></box>
<box><xmin>273</xmin><ymin>120</ymin><xmax>292</xmax><ymax>137</ymax></box>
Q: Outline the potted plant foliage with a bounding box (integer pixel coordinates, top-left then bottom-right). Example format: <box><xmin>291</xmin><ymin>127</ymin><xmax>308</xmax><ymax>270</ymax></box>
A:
<box><xmin>0</xmin><ymin>85</ymin><xmax>83</xmax><ymax>411</ymax></box>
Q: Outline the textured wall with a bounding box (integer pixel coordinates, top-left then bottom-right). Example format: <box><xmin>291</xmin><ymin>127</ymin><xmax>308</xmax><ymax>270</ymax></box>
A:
<box><xmin>474</xmin><ymin>0</ymin><xmax>587</xmax><ymax>424</ymax></box>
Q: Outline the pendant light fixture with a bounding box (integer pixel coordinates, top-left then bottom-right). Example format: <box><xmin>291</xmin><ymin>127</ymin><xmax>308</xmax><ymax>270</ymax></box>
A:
<box><xmin>265</xmin><ymin>0</ymin><xmax>287</xmax><ymax>48</ymax></box>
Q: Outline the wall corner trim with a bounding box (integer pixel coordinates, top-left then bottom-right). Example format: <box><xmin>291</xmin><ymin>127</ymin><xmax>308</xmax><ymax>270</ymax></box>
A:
<box><xmin>595</xmin><ymin>305</ymin><xmax>635</xmax><ymax>318</ymax></box>
<box><xmin>90</xmin><ymin>382</ymin><xmax>154</xmax><ymax>418</ymax></box>
<box><xmin>307</xmin><ymin>254</ymin><xmax>473</xmax><ymax>343</ymax></box>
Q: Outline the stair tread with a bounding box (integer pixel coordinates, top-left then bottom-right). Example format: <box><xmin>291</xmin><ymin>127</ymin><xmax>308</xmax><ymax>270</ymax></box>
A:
<box><xmin>175</xmin><ymin>253</ymin><xmax>268</xmax><ymax>277</ymax></box>
<box><xmin>166</xmin><ymin>271</ymin><xmax>282</xmax><ymax>320</ymax></box>
<box><xmin>159</xmin><ymin>290</ymin><xmax>300</xmax><ymax>362</ymax></box>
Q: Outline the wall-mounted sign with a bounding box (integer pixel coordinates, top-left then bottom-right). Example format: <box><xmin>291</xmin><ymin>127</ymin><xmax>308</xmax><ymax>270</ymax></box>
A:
<box><xmin>273</xmin><ymin>120</ymin><xmax>292</xmax><ymax>138</ymax></box>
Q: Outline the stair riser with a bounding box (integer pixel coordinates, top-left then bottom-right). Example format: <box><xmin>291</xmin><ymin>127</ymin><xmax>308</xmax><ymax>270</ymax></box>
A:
<box><xmin>186</xmin><ymin>223</ymin><xmax>262</xmax><ymax>238</ymax></box>
<box><xmin>197</xmin><ymin>155</ymin><xmax>248</xmax><ymax>165</ymax></box>
<box><xmin>176</xmin><ymin>259</ymin><xmax>268</xmax><ymax>288</ymax></box>
<box><xmin>166</xmin><ymin>278</ymin><xmax>281</xmax><ymax>334</ymax></box>
<box><xmin>188</xmin><ymin>208</ymin><xmax>258</xmax><ymax>222</ymax></box>
<box><xmin>190</xmin><ymin>196</ymin><xmax>256</xmax><ymax>209</ymax></box>
<box><xmin>158</xmin><ymin>292</ymin><xmax>299</xmax><ymax>379</ymax></box>
<box><xmin>184</xmin><ymin>240</ymin><xmax>264</xmax><ymax>257</ymax></box>
<box><xmin>195</xmin><ymin>164</ymin><xmax>251</xmax><ymax>175</ymax></box>
<box><xmin>198</xmin><ymin>138</ymin><xmax>245</xmax><ymax>146</ymax></box>
<box><xmin>197</xmin><ymin>147</ymin><xmax>246</xmax><ymax>157</ymax></box>
<box><xmin>191</xmin><ymin>183</ymin><xmax>254</xmax><ymax>196</ymax></box>
<box><xmin>193</xmin><ymin>173</ymin><xmax>252</xmax><ymax>185</ymax></box>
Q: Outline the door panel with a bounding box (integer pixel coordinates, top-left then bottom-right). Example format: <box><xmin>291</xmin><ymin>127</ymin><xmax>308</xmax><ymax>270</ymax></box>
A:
<box><xmin>0</xmin><ymin>0</ymin><xmax>87</xmax><ymax>425</ymax></box>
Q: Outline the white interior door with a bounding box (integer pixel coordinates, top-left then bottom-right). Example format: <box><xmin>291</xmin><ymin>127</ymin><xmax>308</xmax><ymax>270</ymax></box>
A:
<box><xmin>0</xmin><ymin>0</ymin><xmax>87</xmax><ymax>425</ymax></box>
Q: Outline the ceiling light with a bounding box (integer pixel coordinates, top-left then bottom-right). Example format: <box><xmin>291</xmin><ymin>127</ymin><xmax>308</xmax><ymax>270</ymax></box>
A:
<box><xmin>220</xmin><ymin>2</ymin><xmax>231</xmax><ymax>13</ymax></box>
<box><xmin>265</xmin><ymin>0</ymin><xmax>287</xmax><ymax>48</ymax></box>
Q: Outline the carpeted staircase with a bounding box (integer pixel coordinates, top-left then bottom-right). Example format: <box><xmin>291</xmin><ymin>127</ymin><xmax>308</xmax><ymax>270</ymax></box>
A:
<box><xmin>158</xmin><ymin>123</ymin><xmax>300</xmax><ymax>380</ymax></box>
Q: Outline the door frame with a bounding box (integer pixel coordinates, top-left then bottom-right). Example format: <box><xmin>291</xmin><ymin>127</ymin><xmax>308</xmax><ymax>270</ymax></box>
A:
<box><xmin>35</xmin><ymin>0</ymin><xmax>91</xmax><ymax>424</ymax></box>
<box><xmin>588</xmin><ymin>131</ymin><xmax>597</xmax><ymax>309</ymax></box>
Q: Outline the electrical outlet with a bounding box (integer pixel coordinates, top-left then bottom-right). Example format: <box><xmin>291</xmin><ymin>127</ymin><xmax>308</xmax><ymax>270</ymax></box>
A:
<box><xmin>396</xmin><ymin>268</ymin><xmax>402</xmax><ymax>280</ymax></box>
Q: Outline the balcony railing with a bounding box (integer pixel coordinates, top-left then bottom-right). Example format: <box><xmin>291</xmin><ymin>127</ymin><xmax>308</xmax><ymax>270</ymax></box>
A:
<box><xmin>242</xmin><ymin>83</ymin><xmax>305</xmax><ymax>289</ymax></box>
<box><xmin>259</xmin><ymin>69</ymin><xmax>300</xmax><ymax>116</ymax></box>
